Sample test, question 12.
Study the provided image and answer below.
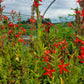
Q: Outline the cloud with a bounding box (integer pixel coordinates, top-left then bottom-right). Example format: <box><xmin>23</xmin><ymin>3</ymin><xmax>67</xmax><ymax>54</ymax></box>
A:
<box><xmin>2</xmin><ymin>0</ymin><xmax>32</xmax><ymax>13</ymax></box>
<box><xmin>2</xmin><ymin>0</ymin><xmax>80</xmax><ymax>20</ymax></box>
<box><xmin>44</xmin><ymin>9</ymin><xmax>74</xmax><ymax>19</ymax></box>
<box><xmin>40</xmin><ymin>0</ymin><xmax>79</xmax><ymax>16</ymax></box>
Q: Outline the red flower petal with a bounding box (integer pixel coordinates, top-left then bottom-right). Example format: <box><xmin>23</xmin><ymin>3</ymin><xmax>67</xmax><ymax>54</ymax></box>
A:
<box><xmin>60</xmin><ymin>68</ymin><xmax>63</xmax><ymax>74</ymax></box>
<box><xmin>63</xmin><ymin>68</ymin><xmax>69</xmax><ymax>72</ymax></box>
<box><xmin>49</xmin><ymin>73</ymin><xmax>51</xmax><ymax>79</ymax></box>
<box><xmin>44</xmin><ymin>67</ymin><xmax>48</xmax><ymax>72</ymax></box>
<box><xmin>43</xmin><ymin>72</ymin><xmax>49</xmax><ymax>75</ymax></box>
<box><xmin>63</xmin><ymin>64</ymin><xmax>69</xmax><ymax>67</ymax></box>
<box><xmin>50</xmin><ymin>70</ymin><xmax>56</xmax><ymax>72</ymax></box>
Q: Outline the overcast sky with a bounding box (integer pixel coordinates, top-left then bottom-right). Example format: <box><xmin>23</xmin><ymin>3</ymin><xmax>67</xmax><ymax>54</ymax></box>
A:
<box><xmin>2</xmin><ymin>0</ymin><xmax>80</xmax><ymax>22</ymax></box>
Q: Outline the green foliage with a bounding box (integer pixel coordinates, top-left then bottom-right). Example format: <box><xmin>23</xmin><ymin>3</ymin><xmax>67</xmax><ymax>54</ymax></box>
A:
<box><xmin>0</xmin><ymin>0</ymin><xmax>84</xmax><ymax>84</ymax></box>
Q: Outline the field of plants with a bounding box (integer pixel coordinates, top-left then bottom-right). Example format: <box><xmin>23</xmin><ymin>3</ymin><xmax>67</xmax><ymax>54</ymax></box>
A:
<box><xmin>0</xmin><ymin>0</ymin><xmax>84</xmax><ymax>84</ymax></box>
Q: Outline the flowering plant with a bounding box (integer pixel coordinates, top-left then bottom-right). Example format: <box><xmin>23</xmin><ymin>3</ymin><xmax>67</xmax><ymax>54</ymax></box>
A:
<box><xmin>0</xmin><ymin>0</ymin><xmax>84</xmax><ymax>84</ymax></box>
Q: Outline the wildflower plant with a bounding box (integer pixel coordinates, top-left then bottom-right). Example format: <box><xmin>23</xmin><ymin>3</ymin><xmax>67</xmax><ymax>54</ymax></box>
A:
<box><xmin>0</xmin><ymin>0</ymin><xmax>84</xmax><ymax>84</ymax></box>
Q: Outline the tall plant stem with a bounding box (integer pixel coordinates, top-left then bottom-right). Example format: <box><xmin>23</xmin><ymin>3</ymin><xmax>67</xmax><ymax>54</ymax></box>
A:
<box><xmin>36</xmin><ymin>1</ymin><xmax>41</xmax><ymax>40</ymax></box>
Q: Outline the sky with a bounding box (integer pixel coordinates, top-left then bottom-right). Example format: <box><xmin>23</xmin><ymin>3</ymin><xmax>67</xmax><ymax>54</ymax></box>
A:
<box><xmin>2</xmin><ymin>0</ymin><xmax>80</xmax><ymax>22</ymax></box>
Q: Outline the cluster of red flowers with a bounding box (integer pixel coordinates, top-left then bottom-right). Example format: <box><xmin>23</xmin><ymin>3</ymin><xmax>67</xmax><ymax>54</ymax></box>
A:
<box><xmin>29</xmin><ymin>18</ymin><xmax>36</xmax><ymax>23</ymax></box>
<box><xmin>32</xmin><ymin>0</ymin><xmax>42</xmax><ymax>7</ymax></box>
<box><xmin>8</xmin><ymin>30</ymin><xmax>13</xmax><ymax>35</ymax></box>
<box><xmin>74</xmin><ymin>10</ymin><xmax>80</xmax><ymax>14</ymax></box>
<box><xmin>42</xmin><ymin>49</ymin><xmax>56</xmax><ymax>78</ymax></box>
<box><xmin>42</xmin><ymin>49</ymin><xmax>56</xmax><ymax>63</ymax></box>
<box><xmin>76</xmin><ymin>0</ymin><xmax>83</xmax><ymax>4</ymax></box>
<box><xmin>0</xmin><ymin>3</ymin><xmax>5</xmax><ymax>13</ymax></box>
<box><xmin>72</xmin><ymin>35</ymin><xmax>84</xmax><ymax>63</ymax></box>
<box><xmin>68</xmin><ymin>0</ymin><xmax>84</xmax><ymax>28</ymax></box>
<box><xmin>2</xmin><ymin>15</ymin><xmax>9</xmax><ymax>20</ymax></box>
<box><xmin>1</xmin><ymin>0</ymin><xmax>84</xmax><ymax>81</ymax></box>
<box><xmin>43</xmin><ymin>22</ymin><xmax>53</xmax><ymax>33</ymax></box>
<box><xmin>80</xmin><ymin>10</ymin><xmax>84</xmax><ymax>17</ymax></box>
<box><xmin>43</xmin><ymin>39</ymin><xmax>69</xmax><ymax>78</ymax></box>
<box><xmin>43</xmin><ymin>55</ymin><xmax>69</xmax><ymax>78</ymax></box>
<box><xmin>67</xmin><ymin>0</ymin><xmax>84</xmax><ymax>64</ymax></box>
<box><xmin>74</xmin><ymin>36</ymin><xmax>84</xmax><ymax>45</ymax></box>
<box><xmin>53</xmin><ymin>39</ymin><xmax>68</xmax><ymax>50</ymax></box>
<box><xmin>10</xmin><ymin>10</ymin><xmax>17</xmax><ymax>16</ymax></box>
<box><xmin>72</xmin><ymin>0</ymin><xmax>84</xmax><ymax>63</ymax></box>
<box><xmin>74</xmin><ymin>9</ymin><xmax>84</xmax><ymax>18</ymax></box>
<box><xmin>78</xmin><ymin>46</ymin><xmax>84</xmax><ymax>63</ymax></box>
<box><xmin>0</xmin><ymin>5</ymin><xmax>27</xmax><ymax>46</ymax></box>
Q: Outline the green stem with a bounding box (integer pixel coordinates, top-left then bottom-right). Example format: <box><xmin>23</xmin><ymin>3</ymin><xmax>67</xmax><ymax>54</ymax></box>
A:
<box><xmin>36</xmin><ymin>2</ymin><xmax>41</xmax><ymax>40</ymax></box>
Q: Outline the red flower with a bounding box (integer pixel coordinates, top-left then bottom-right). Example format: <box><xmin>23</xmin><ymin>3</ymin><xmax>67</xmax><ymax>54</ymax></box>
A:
<box><xmin>74</xmin><ymin>34</ymin><xmax>77</xmax><ymax>37</ymax></box>
<box><xmin>53</xmin><ymin>43</ymin><xmax>59</xmax><ymax>48</ymax></box>
<box><xmin>39</xmin><ymin>0</ymin><xmax>42</xmax><ymax>2</ymax></box>
<box><xmin>67</xmin><ymin>22</ymin><xmax>72</xmax><ymax>27</ymax></box>
<box><xmin>53</xmin><ymin>50</ymin><xmax>56</xmax><ymax>54</ymax></box>
<box><xmin>32</xmin><ymin>1</ymin><xmax>42</xmax><ymax>7</ymax></box>
<box><xmin>4</xmin><ymin>16</ymin><xmax>8</xmax><ymax>20</ymax></box>
<box><xmin>18</xmin><ymin>39</ymin><xmax>24</xmax><ymax>42</ymax></box>
<box><xmin>29</xmin><ymin>18</ymin><xmax>36</xmax><ymax>23</ymax></box>
<box><xmin>47</xmin><ymin>22</ymin><xmax>52</xmax><ymax>26</ymax></box>
<box><xmin>59</xmin><ymin>39</ymin><xmax>67</xmax><ymax>45</ymax></box>
<box><xmin>61</xmin><ymin>44</ymin><xmax>68</xmax><ymax>50</ymax></box>
<box><xmin>29</xmin><ymin>35</ymin><xmax>32</xmax><ymax>37</ymax></box>
<box><xmin>80</xmin><ymin>10</ymin><xmax>84</xmax><ymax>17</ymax></box>
<box><xmin>8</xmin><ymin>23</ymin><xmax>14</xmax><ymax>28</ymax></box>
<box><xmin>8</xmin><ymin>30</ymin><xmax>13</xmax><ymax>35</ymax></box>
<box><xmin>43</xmin><ymin>64</ymin><xmax>56</xmax><ymax>79</ymax></box>
<box><xmin>16</xmin><ymin>35</ymin><xmax>20</xmax><ymax>38</ymax></box>
<box><xmin>45</xmin><ymin>50</ymin><xmax>51</xmax><ymax>55</ymax></box>
<box><xmin>74</xmin><ymin>37</ymin><xmax>79</xmax><ymax>43</ymax></box>
<box><xmin>43</xmin><ymin>56</ymin><xmax>49</xmax><ymax>63</ymax></box>
<box><xmin>0</xmin><ymin>41</ymin><xmax>2</xmax><ymax>43</ymax></box>
<box><xmin>80</xmin><ymin>61</ymin><xmax>84</xmax><ymax>63</ymax></box>
<box><xmin>1</xmin><ymin>36</ymin><xmax>3</xmax><ymax>39</ymax></box>
<box><xmin>74</xmin><ymin>10</ymin><xmax>80</xmax><ymax>14</ymax></box>
<box><xmin>69</xmin><ymin>56</ymin><xmax>71</xmax><ymax>59</ymax></box>
<box><xmin>21</xmin><ymin>28</ymin><xmax>26</xmax><ymax>32</ymax></box>
<box><xmin>40</xmin><ymin>15</ymin><xmax>44</xmax><ymax>18</ymax></box>
<box><xmin>81</xmin><ymin>53</ymin><xmax>84</xmax><ymax>59</ymax></box>
<box><xmin>0</xmin><ymin>8</ymin><xmax>3</xmax><ymax>11</ymax></box>
<box><xmin>58</xmin><ymin>60</ymin><xmax>69</xmax><ymax>74</ymax></box>
<box><xmin>1</xmin><ymin>26</ymin><xmax>4</xmax><ymax>29</ymax></box>
<box><xmin>24</xmin><ymin>42</ymin><xmax>26</xmax><ymax>45</ymax></box>
<box><xmin>15</xmin><ymin>24</ymin><xmax>18</xmax><ymax>27</ymax></box>
<box><xmin>78</xmin><ymin>53</ymin><xmax>84</xmax><ymax>63</ymax></box>
<box><xmin>81</xmin><ymin>41</ymin><xmax>84</xmax><ymax>45</ymax></box>
<box><xmin>80</xmin><ymin>46</ymin><xmax>84</xmax><ymax>51</ymax></box>
<box><xmin>80</xmin><ymin>46</ymin><xmax>84</xmax><ymax>53</ymax></box>
<box><xmin>76</xmin><ymin>0</ymin><xmax>81</xmax><ymax>4</ymax></box>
